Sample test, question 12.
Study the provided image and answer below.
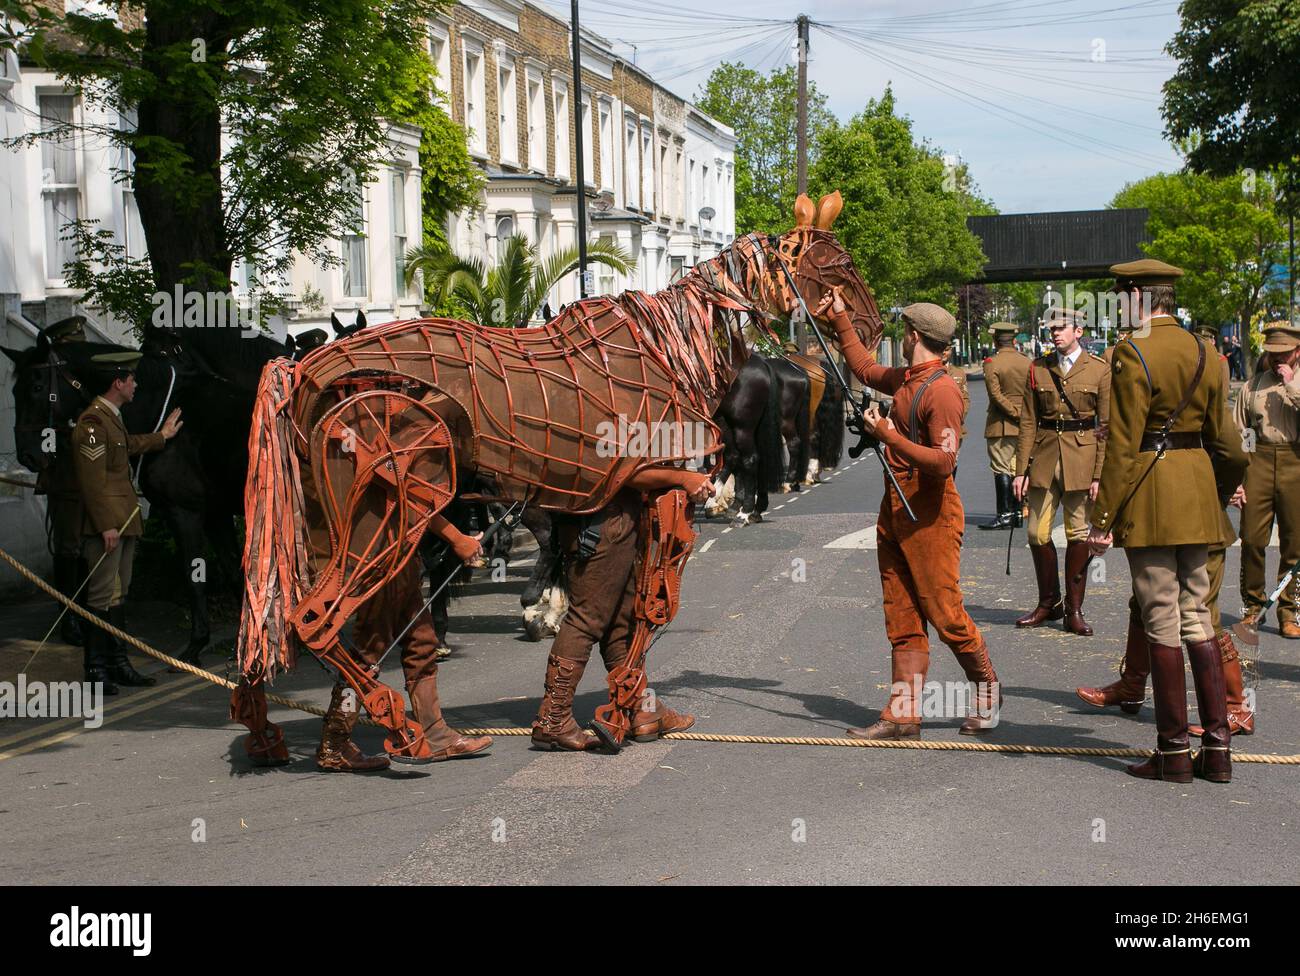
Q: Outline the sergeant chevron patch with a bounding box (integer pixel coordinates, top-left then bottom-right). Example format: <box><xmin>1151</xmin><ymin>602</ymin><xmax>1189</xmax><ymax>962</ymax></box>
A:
<box><xmin>79</xmin><ymin>443</ymin><xmax>106</xmax><ymax>461</ymax></box>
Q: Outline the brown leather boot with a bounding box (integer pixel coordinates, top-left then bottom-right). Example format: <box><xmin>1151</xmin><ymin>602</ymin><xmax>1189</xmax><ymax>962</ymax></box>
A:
<box><xmin>406</xmin><ymin>674</ymin><xmax>492</xmax><ymax>761</ymax></box>
<box><xmin>958</xmin><ymin>641</ymin><xmax>1002</xmax><ymax>735</ymax></box>
<box><xmin>1077</xmin><ymin>614</ymin><xmax>1150</xmax><ymax>714</ymax></box>
<box><xmin>1186</xmin><ymin>637</ymin><xmax>1231</xmax><ymax>783</ymax></box>
<box><xmin>629</xmin><ymin>696</ymin><xmax>696</xmax><ymax>742</ymax></box>
<box><xmin>1062</xmin><ymin>540</ymin><xmax>1094</xmax><ymax>636</ymax></box>
<box><xmin>1016</xmin><ymin>543</ymin><xmax>1063</xmax><ymax>627</ymax></box>
<box><xmin>316</xmin><ymin>682</ymin><xmax>391</xmax><ymax>772</ymax></box>
<box><xmin>846</xmin><ymin>719</ymin><xmax>920</xmax><ymax>740</ymax></box>
<box><xmin>1190</xmin><ymin>632</ymin><xmax>1254</xmax><ymax>736</ymax></box>
<box><xmin>531</xmin><ymin>654</ymin><xmax>598</xmax><ymax>751</ymax></box>
<box><xmin>1125</xmin><ymin>643</ymin><xmax>1193</xmax><ymax>783</ymax></box>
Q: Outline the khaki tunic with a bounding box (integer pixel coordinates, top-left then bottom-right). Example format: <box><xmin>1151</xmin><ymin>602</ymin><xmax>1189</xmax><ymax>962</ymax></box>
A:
<box><xmin>1234</xmin><ymin>367</ymin><xmax>1300</xmax><ymax>444</ymax></box>
<box><xmin>1016</xmin><ymin>349</ymin><xmax>1111</xmax><ymax>492</ymax></box>
<box><xmin>1093</xmin><ymin>317</ymin><xmax>1248</xmax><ymax>547</ymax></box>
<box><xmin>946</xmin><ymin>364</ymin><xmax>970</xmax><ymax>438</ymax></box>
<box><xmin>983</xmin><ymin>347</ymin><xmax>1030</xmax><ymax>438</ymax></box>
<box><xmin>71</xmin><ymin>397</ymin><xmax>165</xmax><ymax>537</ymax></box>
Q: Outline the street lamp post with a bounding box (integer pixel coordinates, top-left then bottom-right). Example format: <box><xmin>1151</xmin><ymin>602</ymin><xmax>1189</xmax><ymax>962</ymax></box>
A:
<box><xmin>571</xmin><ymin>0</ymin><xmax>589</xmax><ymax>299</ymax></box>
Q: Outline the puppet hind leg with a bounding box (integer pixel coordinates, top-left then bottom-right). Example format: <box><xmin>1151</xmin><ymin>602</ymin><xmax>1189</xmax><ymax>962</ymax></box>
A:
<box><xmin>292</xmin><ymin>388</ymin><xmax>461</xmax><ymax>763</ymax></box>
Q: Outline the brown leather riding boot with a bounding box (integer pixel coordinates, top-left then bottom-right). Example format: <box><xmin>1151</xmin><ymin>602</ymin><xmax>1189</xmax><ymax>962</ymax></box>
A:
<box><xmin>958</xmin><ymin>641</ymin><xmax>1002</xmax><ymax>735</ymax></box>
<box><xmin>629</xmin><ymin>695</ymin><xmax>696</xmax><ymax>742</ymax></box>
<box><xmin>1077</xmin><ymin>614</ymin><xmax>1150</xmax><ymax>714</ymax></box>
<box><xmin>1186</xmin><ymin>638</ymin><xmax>1231</xmax><ymax>783</ymax></box>
<box><xmin>1061</xmin><ymin>540</ymin><xmax>1094</xmax><ymax>636</ymax></box>
<box><xmin>1016</xmin><ymin>543</ymin><xmax>1063</xmax><ymax>627</ymax></box>
<box><xmin>316</xmin><ymin>682</ymin><xmax>391</xmax><ymax>772</ymax></box>
<box><xmin>1190</xmin><ymin>632</ymin><xmax>1254</xmax><ymax>736</ymax></box>
<box><xmin>406</xmin><ymin>673</ymin><xmax>492</xmax><ymax>761</ymax></box>
<box><xmin>531</xmin><ymin>654</ymin><xmax>598</xmax><ymax>751</ymax></box>
<box><xmin>1125</xmin><ymin>643</ymin><xmax>1192</xmax><ymax>783</ymax></box>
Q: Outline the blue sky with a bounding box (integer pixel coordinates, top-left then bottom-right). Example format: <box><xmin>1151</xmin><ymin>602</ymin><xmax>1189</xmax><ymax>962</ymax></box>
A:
<box><xmin>542</xmin><ymin>0</ymin><xmax>1186</xmax><ymax>214</ymax></box>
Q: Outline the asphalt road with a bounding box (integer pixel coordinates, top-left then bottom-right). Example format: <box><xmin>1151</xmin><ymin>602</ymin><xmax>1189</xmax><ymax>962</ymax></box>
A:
<box><xmin>2</xmin><ymin>377</ymin><xmax>1297</xmax><ymax>885</ymax></box>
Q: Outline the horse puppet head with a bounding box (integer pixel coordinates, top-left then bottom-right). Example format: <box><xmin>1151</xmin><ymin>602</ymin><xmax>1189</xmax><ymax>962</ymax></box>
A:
<box><xmin>764</xmin><ymin>191</ymin><xmax>884</xmax><ymax>353</ymax></box>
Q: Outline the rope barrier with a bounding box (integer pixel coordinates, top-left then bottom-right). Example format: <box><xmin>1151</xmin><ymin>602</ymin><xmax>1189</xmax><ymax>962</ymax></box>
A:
<box><xmin>3</xmin><ymin>544</ymin><xmax>1297</xmax><ymax>766</ymax></box>
<box><xmin>0</xmin><ymin>473</ymin><xmax>38</xmax><ymax>490</ymax></box>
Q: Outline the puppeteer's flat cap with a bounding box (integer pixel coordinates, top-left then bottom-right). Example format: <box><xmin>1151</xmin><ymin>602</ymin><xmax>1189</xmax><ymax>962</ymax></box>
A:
<box><xmin>1261</xmin><ymin>324</ymin><xmax>1300</xmax><ymax>353</ymax></box>
<box><xmin>1109</xmin><ymin>258</ymin><xmax>1184</xmax><ymax>286</ymax></box>
<box><xmin>901</xmin><ymin>303</ymin><xmax>956</xmax><ymax>344</ymax></box>
<box><xmin>43</xmin><ymin>315</ymin><xmax>87</xmax><ymax>343</ymax></box>
<box><xmin>989</xmin><ymin>321</ymin><xmax>1018</xmax><ymax>334</ymax></box>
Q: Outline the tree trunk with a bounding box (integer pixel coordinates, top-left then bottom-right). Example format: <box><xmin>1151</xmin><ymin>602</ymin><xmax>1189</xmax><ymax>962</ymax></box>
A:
<box><xmin>133</xmin><ymin>7</ymin><xmax>235</xmax><ymax>359</ymax></box>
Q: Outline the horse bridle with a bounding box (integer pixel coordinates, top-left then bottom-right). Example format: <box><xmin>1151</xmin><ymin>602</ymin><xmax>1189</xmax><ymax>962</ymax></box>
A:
<box><xmin>17</xmin><ymin>346</ymin><xmax>90</xmax><ymax>443</ymax></box>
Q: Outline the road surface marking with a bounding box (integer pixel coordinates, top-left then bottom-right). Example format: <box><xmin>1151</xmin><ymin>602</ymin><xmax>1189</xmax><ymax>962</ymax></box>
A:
<box><xmin>824</xmin><ymin>526</ymin><xmax>878</xmax><ymax>549</ymax></box>
<box><xmin>0</xmin><ymin>676</ymin><xmax>205</xmax><ymax>762</ymax></box>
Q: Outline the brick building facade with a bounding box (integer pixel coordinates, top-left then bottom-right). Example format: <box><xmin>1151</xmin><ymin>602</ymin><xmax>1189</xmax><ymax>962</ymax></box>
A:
<box><xmin>434</xmin><ymin>1</ymin><xmax>736</xmax><ymax>308</ymax></box>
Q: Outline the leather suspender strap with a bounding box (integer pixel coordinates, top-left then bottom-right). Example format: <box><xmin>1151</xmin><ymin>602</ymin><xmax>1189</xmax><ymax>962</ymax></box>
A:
<box><xmin>903</xmin><ymin>367</ymin><xmax>946</xmax><ymax>472</ymax></box>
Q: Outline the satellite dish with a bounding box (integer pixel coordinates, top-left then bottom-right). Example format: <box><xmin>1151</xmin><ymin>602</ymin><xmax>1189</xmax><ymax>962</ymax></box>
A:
<box><xmin>591</xmin><ymin>190</ymin><xmax>615</xmax><ymax>214</ymax></box>
<box><xmin>699</xmin><ymin>206</ymin><xmax>716</xmax><ymax>221</ymax></box>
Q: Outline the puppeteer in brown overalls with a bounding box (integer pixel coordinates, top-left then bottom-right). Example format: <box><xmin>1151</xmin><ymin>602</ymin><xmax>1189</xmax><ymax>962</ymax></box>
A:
<box><xmin>531</xmin><ymin>467</ymin><xmax>714</xmax><ymax>751</ymax></box>
<box><xmin>819</xmin><ymin>293</ymin><xmax>1000</xmax><ymax>739</ymax></box>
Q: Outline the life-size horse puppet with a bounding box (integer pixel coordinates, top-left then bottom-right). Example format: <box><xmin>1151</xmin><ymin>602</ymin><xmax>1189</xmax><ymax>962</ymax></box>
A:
<box><xmin>232</xmin><ymin>191</ymin><xmax>883</xmax><ymax>764</ymax></box>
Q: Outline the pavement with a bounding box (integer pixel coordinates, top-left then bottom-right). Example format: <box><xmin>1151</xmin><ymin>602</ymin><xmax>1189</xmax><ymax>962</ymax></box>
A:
<box><xmin>2</xmin><ymin>377</ymin><xmax>1298</xmax><ymax>885</ymax></box>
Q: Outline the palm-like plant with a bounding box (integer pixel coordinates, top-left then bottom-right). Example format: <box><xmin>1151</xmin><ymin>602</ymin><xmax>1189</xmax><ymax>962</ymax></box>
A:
<box><xmin>404</xmin><ymin>233</ymin><xmax>636</xmax><ymax>327</ymax></box>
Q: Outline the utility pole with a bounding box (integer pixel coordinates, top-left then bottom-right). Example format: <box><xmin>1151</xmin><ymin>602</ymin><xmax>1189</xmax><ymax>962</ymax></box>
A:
<box><xmin>791</xmin><ymin>15</ymin><xmax>809</xmax><ymax>351</ymax></box>
<box><xmin>796</xmin><ymin>15</ymin><xmax>809</xmax><ymax>196</ymax></box>
<box><xmin>572</xmin><ymin>0</ymin><xmax>589</xmax><ymax>298</ymax></box>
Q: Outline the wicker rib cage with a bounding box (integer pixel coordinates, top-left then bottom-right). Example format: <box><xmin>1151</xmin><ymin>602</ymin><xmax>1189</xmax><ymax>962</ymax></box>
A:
<box><xmin>292</xmin><ymin>300</ymin><xmax>723</xmax><ymax>514</ymax></box>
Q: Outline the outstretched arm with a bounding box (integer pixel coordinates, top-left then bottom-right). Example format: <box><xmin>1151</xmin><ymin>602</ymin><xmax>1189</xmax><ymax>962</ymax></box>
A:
<box><xmin>813</xmin><ymin>288</ymin><xmax>905</xmax><ymax>395</ymax></box>
<box><xmin>628</xmin><ymin>466</ymin><xmax>714</xmax><ymax>502</ymax></box>
<box><xmin>427</xmin><ymin>513</ymin><xmax>483</xmax><ymax>564</ymax></box>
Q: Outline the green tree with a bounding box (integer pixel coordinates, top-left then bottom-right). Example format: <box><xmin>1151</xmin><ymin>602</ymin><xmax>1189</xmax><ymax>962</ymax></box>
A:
<box><xmin>696</xmin><ymin>62</ymin><xmax>834</xmax><ymax>235</ymax></box>
<box><xmin>1163</xmin><ymin>1</ymin><xmax>1300</xmax><ymax>176</ymax></box>
<box><xmin>1110</xmin><ymin>168</ymin><xmax>1290</xmax><ymax>331</ymax></box>
<box><xmin>3</xmin><ymin>1</ymin><xmax>479</xmax><ymax>346</ymax></box>
<box><xmin>809</xmin><ymin>89</ymin><xmax>986</xmax><ymax>311</ymax></box>
<box><xmin>405</xmin><ymin>235</ymin><xmax>634</xmax><ymax>327</ymax></box>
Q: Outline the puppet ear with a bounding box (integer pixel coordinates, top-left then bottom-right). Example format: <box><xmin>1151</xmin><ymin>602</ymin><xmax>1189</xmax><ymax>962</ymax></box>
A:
<box><xmin>793</xmin><ymin>194</ymin><xmax>815</xmax><ymax>228</ymax></box>
<box><xmin>814</xmin><ymin>191</ymin><xmax>843</xmax><ymax>230</ymax></box>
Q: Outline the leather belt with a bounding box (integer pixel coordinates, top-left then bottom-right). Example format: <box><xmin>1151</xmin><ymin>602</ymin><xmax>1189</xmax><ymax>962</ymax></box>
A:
<box><xmin>1038</xmin><ymin>417</ymin><xmax>1096</xmax><ymax>432</ymax></box>
<box><xmin>1139</xmin><ymin>430</ymin><xmax>1203</xmax><ymax>453</ymax></box>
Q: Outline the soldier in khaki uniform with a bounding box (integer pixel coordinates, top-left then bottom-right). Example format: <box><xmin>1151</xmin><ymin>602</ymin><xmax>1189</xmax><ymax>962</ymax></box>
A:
<box><xmin>36</xmin><ymin>316</ymin><xmax>90</xmax><ymax>645</ymax></box>
<box><xmin>979</xmin><ymin>322</ymin><xmax>1030</xmax><ymax>530</ymax></box>
<box><xmin>1013</xmin><ymin>307</ymin><xmax>1111</xmax><ymax>635</ymax></box>
<box><xmin>1088</xmin><ymin>259</ymin><xmax>1249</xmax><ymax>783</ymax></box>
<box><xmin>1234</xmin><ymin>324</ymin><xmax>1300</xmax><ymax>639</ymax></box>
<box><xmin>942</xmin><ymin>351</ymin><xmax>971</xmax><ymax>439</ymax></box>
<box><xmin>1078</xmin><ymin>400</ymin><xmax>1256</xmax><ymax>737</ymax></box>
<box><xmin>72</xmin><ymin>351</ymin><xmax>183</xmax><ymax>693</ymax></box>
<box><xmin>1195</xmin><ymin>324</ymin><xmax>1232</xmax><ymax>390</ymax></box>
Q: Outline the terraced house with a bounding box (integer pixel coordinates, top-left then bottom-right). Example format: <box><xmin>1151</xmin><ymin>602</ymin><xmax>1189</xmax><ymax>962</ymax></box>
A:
<box><xmin>436</xmin><ymin>0</ymin><xmax>736</xmax><ymax>305</ymax></box>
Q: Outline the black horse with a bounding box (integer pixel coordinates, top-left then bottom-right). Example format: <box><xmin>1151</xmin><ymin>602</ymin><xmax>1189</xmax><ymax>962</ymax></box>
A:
<box><xmin>709</xmin><ymin>355</ymin><xmax>785</xmax><ymax>525</ymax></box>
<box><xmin>6</xmin><ymin>326</ymin><xmax>285</xmax><ymax>660</ymax></box>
